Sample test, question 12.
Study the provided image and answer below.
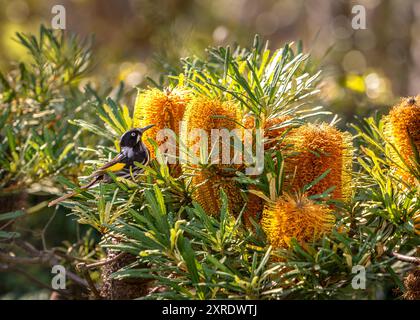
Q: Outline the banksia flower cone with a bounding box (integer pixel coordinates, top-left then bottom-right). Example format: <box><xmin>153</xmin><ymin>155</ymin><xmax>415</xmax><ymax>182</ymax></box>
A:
<box><xmin>181</xmin><ymin>95</ymin><xmax>241</xmax><ymax>168</ymax></box>
<box><xmin>133</xmin><ymin>87</ymin><xmax>190</xmax><ymax>163</ymax></box>
<box><xmin>283</xmin><ymin>123</ymin><xmax>353</xmax><ymax>202</ymax></box>
<box><xmin>261</xmin><ymin>194</ymin><xmax>335</xmax><ymax>249</ymax></box>
<box><xmin>181</xmin><ymin>95</ymin><xmax>242</xmax><ymax>216</ymax></box>
<box><xmin>191</xmin><ymin>169</ymin><xmax>242</xmax><ymax>216</ymax></box>
<box><xmin>384</xmin><ymin>96</ymin><xmax>420</xmax><ymax>184</ymax></box>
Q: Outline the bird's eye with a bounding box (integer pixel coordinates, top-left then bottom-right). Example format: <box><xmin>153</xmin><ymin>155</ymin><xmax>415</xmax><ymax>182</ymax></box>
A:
<box><xmin>131</xmin><ymin>132</ymin><xmax>136</xmax><ymax>137</ymax></box>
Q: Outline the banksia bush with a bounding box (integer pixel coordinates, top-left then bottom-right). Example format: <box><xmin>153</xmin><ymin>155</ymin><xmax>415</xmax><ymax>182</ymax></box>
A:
<box><xmin>283</xmin><ymin>123</ymin><xmax>353</xmax><ymax>202</ymax></box>
<box><xmin>384</xmin><ymin>96</ymin><xmax>420</xmax><ymax>184</ymax></box>
<box><xmin>133</xmin><ymin>87</ymin><xmax>190</xmax><ymax>160</ymax></box>
<box><xmin>261</xmin><ymin>194</ymin><xmax>335</xmax><ymax>249</ymax></box>
<box><xmin>8</xmin><ymin>28</ymin><xmax>419</xmax><ymax>301</ymax></box>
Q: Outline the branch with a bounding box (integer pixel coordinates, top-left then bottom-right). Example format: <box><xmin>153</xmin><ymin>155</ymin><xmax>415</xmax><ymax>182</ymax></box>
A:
<box><xmin>0</xmin><ymin>250</ymin><xmax>89</xmax><ymax>288</ymax></box>
<box><xmin>0</xmin><ymin>251</ymin><xmax>52</xmax><ymax>265</ymax></box>
<box><xmin>392</xmin><ymin>252</ymin><xmax>420</xmax><ymax>265</ymax></box>
<box><xmin>76</xmin><ymin>263</ymin><xmax>102</xmax><ymax>299</ymax></box>
<box><xmin>80</xmin><ymin>252</ymin><xmax>124</xmax><ymax>269</ymax></box>
<box><xmin>1</xmin><ymin>265</ymin><xmax>74</xmax><ymax>299</ymax></box>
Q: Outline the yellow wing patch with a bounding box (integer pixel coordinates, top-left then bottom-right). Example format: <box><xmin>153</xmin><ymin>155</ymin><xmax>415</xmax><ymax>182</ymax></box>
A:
<box><xmin>105</xmin><ymin>162</ymin><xmax>126</xmax><ymax>172</ymax></box>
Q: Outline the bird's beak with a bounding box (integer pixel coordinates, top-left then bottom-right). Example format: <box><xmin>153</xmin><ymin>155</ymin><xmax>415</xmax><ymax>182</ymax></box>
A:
<box><xmin>139</xmin><ymin>124</ymin><xmax>155</xmax><ymax>133</ymax></box>
<box><xmin>136</xmin><ymin>125</ymin><xmax>155</xmax><ymax>144</ymax></box>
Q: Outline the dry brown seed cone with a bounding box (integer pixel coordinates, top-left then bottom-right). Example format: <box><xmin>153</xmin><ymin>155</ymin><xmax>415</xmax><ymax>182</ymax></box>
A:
<box><xmin>283</xmin><ymin>123</ymin><xmax>353</xmax><ymax>202</ymax></box>
<box><xmin>181</xmin><ymin>95</ymin><xmax>243</xmax><ymax>216</ymax></box>
<box><xmin>384</xmin><ymin>96</ymin><xmax>420</xmax><ymax>185</ymax></box>
<box><xmin>100</xmin><ymin>241</ymin><xmax>150</xmax><ymax>300</ymax></box>
<box><xmin>133</xmin><ymin>88</ymin><xmax>190</xmax><ymax>176</ymax></box>
<box><xmin>403</xmin><ymin>268</ymin><xmax>420</xmax><ymax>300</ymax></box>
<box><xmin>0</xmin><ymin>192</ymin><xmax>28</xmax><ymax>232</ymax></box>
<box><xmin>0</xmin><ymin>192</ymin><xmax>28</xmax><ymax>213</ymax></box>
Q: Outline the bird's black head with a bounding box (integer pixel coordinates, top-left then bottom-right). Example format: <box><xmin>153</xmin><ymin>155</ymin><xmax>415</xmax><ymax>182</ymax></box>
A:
<box><xmin>120</xmin><ymin>125</ymin><xmax>155</xmax><ymax>148</ymax></box>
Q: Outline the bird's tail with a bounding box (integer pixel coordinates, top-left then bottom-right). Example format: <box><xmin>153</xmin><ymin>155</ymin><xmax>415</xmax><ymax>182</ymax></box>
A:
<box><xmin>48</xmin><ymin>176</ymin><xmax>102</xmax><ymax>207</ymax></box>
<box><xmin>48</xmin><ymin>191</ymin><xmax>78</xmax><ymax>207</ymax></box>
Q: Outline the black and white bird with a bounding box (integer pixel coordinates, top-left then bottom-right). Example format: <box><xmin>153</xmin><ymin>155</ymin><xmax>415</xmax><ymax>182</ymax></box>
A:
<box><xmin>48</xmin><ymin>125</ymin><xmax>154</xmax><ymax>207</ymax></box>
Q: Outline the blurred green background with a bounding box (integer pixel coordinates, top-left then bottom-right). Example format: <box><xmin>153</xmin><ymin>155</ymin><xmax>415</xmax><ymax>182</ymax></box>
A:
<box><xmin>1</xmin><ymin>0</ymin><xmax>419</xmax><ymax>116</ymax></box>
<box><xmin>0</xmin><ymin>0</ymin><xmax>419</xmax><ymax>299</ymax></box>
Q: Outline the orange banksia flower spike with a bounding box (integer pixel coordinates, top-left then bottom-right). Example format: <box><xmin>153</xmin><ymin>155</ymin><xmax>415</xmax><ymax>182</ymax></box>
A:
<box><xmin>181</xmin><ymin>95</ymin><xmax>243</xmax><ymax>216</ymax></box>
<box><xmin>133</xmin><ymin>87</ymin><xmax>190</xmax><ymax>160</ymax></box>
<box><xmin>384</xmin><ymin>96</ymin><xmax>420</xmax><ymax>185</ymax></box>
<box><xmin>191</xmin><ymin>169</ymin><xmax>243</xmax><ymax>216</ymax></box>
<box><xmin>261</xmin><ymin>193</ymin><xmax>335</xmax><ymax>249</ymax></box>
<box><xmin>181</xmin><ymin>95</ymin><xmax>241</xmax><ymax>166</ymax></box>
<box><xmin>283</xmin><ymin>123</ymin><xmax>353</xmax><ymax>202</ymax></box>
